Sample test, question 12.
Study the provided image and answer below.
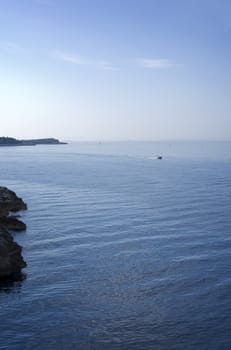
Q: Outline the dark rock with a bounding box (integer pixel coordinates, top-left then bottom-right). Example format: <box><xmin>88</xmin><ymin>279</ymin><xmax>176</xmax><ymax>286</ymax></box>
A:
<box><xmin>0</xmin><ymin>187</ymin><xmax>27</xmax><ymax>216</ymax></box>
<box><xmin>0</xmin><ymin>229</ymin><xmax>27</xmax><ymax>278</ymax></box>
<box><xmin>0</xmin><ymin>271</ymin><xmax>26</xmax><ymax>292</ymax></box>
<box><xmin>0</xmin><ymin>216</ymin><xmax>27</xmax><ymax>231</ymax></box>
<box><xmin>0</xmin><ymin>187</ymin><xmax>27</xmax><ymax>279</ymax></box>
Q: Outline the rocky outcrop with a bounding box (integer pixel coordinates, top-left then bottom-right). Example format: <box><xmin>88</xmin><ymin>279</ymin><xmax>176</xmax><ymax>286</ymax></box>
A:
<box><xmin>0</xmin><ymin>216</ymin><xmax>27</xmax><ymax>231</ymax></box>
<box><xmin>0</xmin><ymin>228</ymin><xmax>27</xmax><ymax>278</ymax></box>
<box><xmin>0</xmin><ymin>186</ymin><xmax>27</xmax><ymax>216</ymax></box>
<box><xmin>0</xmin><ymin>187</ymin><xmax>27</xmax><ymax>279</ymax></box>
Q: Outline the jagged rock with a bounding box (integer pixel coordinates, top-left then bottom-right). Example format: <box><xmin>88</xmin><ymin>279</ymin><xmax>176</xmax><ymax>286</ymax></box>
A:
<box><xmin>0</xmin><ymin>187</ymin><xmax>27</xmax><ymax>216</ymax></box>
<box><xmin>0</xmin><ymin>187</ymin><xmax>27</xmax><ymax>279</ymax></box>
<box><xmin>0</xmin><ymin>229</ymin><xmax>27</xmax><ymax>278</ymax></box>
<box><xmin>0</xmin><ymin>216</ymin><xmax>26</xmax><ymax>231</ymax></box>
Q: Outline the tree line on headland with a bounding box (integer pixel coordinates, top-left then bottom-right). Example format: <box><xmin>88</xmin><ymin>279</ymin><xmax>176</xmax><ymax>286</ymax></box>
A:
<box><xmin>0</xmin><ymin>137</ymin><xmax>67</xmax><ymax>146</ymax></box>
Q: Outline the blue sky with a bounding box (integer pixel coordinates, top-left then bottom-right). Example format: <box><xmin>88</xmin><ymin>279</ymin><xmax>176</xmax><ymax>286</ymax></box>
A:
<box><xmin>0</xmin><ymin>0</ymin><xmax>231</xmax><ymax>140</ymax></box>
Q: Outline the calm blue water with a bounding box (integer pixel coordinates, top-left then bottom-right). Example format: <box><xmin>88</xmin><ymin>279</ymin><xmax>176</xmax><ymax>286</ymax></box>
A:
<box><xmin>0</xmin><ymin>141</ymin><xmax>231</xmax><ymax>349</ymax></box>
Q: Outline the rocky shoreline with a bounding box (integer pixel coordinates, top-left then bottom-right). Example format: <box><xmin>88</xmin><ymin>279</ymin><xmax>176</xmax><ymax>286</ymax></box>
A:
<box><xmin>0</xmin><ymin>187</ymin><xmax>27</xmax><ymax>279</ymax></box>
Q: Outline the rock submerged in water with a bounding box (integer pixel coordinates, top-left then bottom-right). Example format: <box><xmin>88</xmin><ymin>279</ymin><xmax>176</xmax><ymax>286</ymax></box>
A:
<box><xmin>0</xmin><ymin>187</ymin><xmax>27</xmax><ymax>279</ymax></box>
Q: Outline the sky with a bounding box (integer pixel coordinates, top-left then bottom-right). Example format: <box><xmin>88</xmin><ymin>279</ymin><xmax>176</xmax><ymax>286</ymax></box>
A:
<box><xmin>0</xmin><ymin>0</ymin><xmax>231</xmax><ymax>141</ymax></box>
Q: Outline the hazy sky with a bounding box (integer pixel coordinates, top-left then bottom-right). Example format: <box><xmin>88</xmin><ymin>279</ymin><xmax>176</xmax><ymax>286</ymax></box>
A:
<box><xmin>0</xmin><ymin>0</ymin><xmax>231</xmax><ymax>141</ymax></box>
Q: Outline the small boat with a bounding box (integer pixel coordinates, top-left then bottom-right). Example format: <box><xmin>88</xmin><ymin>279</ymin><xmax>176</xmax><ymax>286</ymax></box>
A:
<box><xmin>157</xmin><ymin>155</ymin><xmax>163</xmax><ymax>160</ymax></box>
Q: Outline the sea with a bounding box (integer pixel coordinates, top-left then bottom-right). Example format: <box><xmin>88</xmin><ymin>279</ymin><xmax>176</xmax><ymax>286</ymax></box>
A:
<box><xmin>0</xmin><ymin>141</ymin><xmax>231</xmax><ymax>350</ymax></box>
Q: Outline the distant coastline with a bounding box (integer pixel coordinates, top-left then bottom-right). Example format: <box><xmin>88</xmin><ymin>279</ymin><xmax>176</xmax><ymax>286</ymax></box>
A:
<box><xmin>0</xmin><ymin>137</ymin><xmax>67</xmax><ymax>146</ymax></box>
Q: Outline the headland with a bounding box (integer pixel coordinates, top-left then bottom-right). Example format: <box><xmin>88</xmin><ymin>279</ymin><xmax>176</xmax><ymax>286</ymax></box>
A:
<box><xmin>0</xmin><ymin>137</ymin><xmax>67</xmax><ymax>146</ymax></box>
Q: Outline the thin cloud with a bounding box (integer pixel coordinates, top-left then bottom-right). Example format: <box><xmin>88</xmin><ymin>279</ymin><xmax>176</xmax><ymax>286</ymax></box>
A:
<box><xmin>137</xmin><ymin>58</ymin><xmax>178</xmax><ymax>69</ymax></box>
<box><xmin>51</xmin><ymin>51</ymin><xmax>89</xmax><ymax>65</ymax></box>
<box><xmin>51</xmin><ymin>50</ymin><xmax>116</xmax><ymax>70</ymax></box>
<box><xmin>0</xmin><ymin>42</ymin><xmax>29</xmax><ymax>55</ymax></box>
